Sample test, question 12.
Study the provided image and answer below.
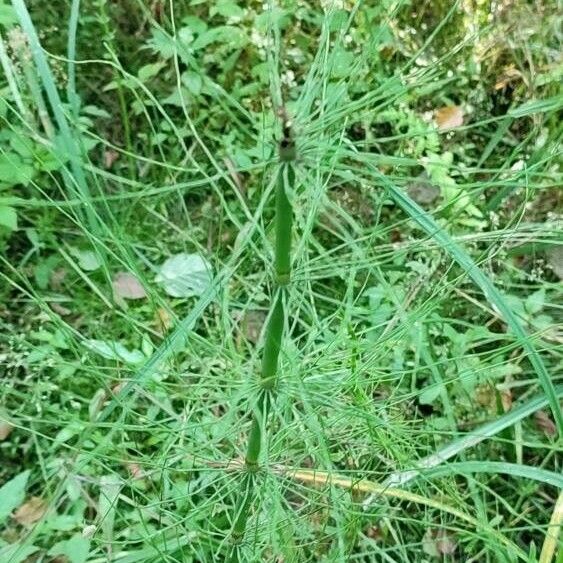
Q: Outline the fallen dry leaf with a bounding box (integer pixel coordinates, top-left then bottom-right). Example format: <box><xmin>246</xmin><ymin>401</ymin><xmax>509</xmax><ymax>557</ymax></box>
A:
<box><xmin>104</xmin><ymin>150</ymin><xmax>119</xmax><ymax>169</ymax></box>
<box><xmin>126</xmin><ymin>462</ymin><xmax>144</xmax><ymax>480</ymax></box>
<box><xmin>0</xmin><ymin>421</ymin><xmax>13</xmax><ymax>441</ymax></box>
<box><xmin>500</xmin><ymin>388</ymin><xmax>512</xmax><ymax>412</ymax></box>
<box><xmin>49</xmin><ymin>268</ymin><xmax>67</xmax><ymax>291</ymax></box>
<box><xmin>494</xmin><ymin>66</ymin><xmax>522</xmax><ymax>90</ymax></box>
<box><xmin>50</xmin><ymin>302</ymin><xmax>72</xmax><ymax>316</ymax></box>
<box><xmin>407</xmin><ymin>172</ymin><xmax>440</xmax><ymax>205</ymax></box>
<box><xmin>547</xmin><ymin>246</ymin><xmax>563</xmax><ymax>280</ymax></box>
<box><xmin>155</xmin><ymin>307</ymin><xmax>172</xmax><ymax>333</ymax></box>
<box><xmin>242</xmin><ymin>310</ymin><xmax>266</xmax><ymax>344</ymax></box>
<box><xmin>435</xmin><ymin>106</ymin><xmax>464</xmax><ymax>130</ymax></box>
<box><xmin>112</xmin><ymin>272</ymin><xmax>147</xmax><ymax>300</ymax></box>
<box><xmin>82</xmin><ymin>524</ymin><xmax>96</xmax><ymax>538</ymax></box>
<box><xmin>535</xmin><ymin>410</ymin><xmax>557</xmax><ymax>437</ymax></box>
<box><xmin>13</xmin><ymin>496</ymin><xmax>47</xmax><ymax>526</ymax></box>
<box><xmin>423</xmin><ymin>528</ymin><xmax>457</xmax><ymax>557</ymax></box>
<box><xmin>435</xmin><ymin>529</ymin><xmax>456</xmax><ymax>555</ymax></box>
<box><xmin>365</xmin><ymin>525</ymin><xmax>383</xmax><ymax>541</ymax></box>
<box><xmin>111</xmin><ymin>382</ymin><xmax>125</xmax><ymax>395</ymax></box>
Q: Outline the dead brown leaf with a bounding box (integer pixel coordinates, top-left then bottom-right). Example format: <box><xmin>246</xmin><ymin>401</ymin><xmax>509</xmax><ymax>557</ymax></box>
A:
<box><xmin>126</xmin><ymin>462</ymin><xmax>145</xmax><ymax>480</ymax></box>
<box><xmin>500</xmin><ymin>388</ymin><xmax>512</xmax><ymax>412</ymax></box>
<box><xmin>494</xmin><ymin>66</ymin><xmax>523</xmax><ymax>90</ymax></box>
<box><xmin>104</xmin><ymin>150</ymin><xmax>119</xmax><ymax>169</ymax></box>
<box><xmin>435</xmin><ymin>106</ymin><xmax>464</xmax><ymax>130</ymax></box>
<box><xmin>475</xmin><ymin>384</ymin><xmax>494</xmax><ymax>408</ymax></box>
<box><xmin>51</xmin><ymin>302</ymin><xmax>72</xmax><ymax>316</ymax></box>
<box><xmin>155</xmin><ymin>307</ymin><xmax>172</xmax><ymax>333</ymax></box>
<box><xmin>547</xmin><ymin>246</ymin><xmax>563</xmax><ymax>280</ymax></box>
<box><xmin>535</xmin><ymin>410</ymin><xmax>557</xmax><ymax>437</ymax></box>
<box><xmin>13</xmin><ymin>497</ymin><xmax>47</xmax><ymax>526</ymax></box>
<box><xmin>242</xmin><ymin>310</ymin><xmax>266</xmax><ymax>344</ymax></box>
<box><xmin>49</xmin><ymin>268</ymin><xmax>67</xmax><ymax>291</ymax></box>
<box><xmin>423</xmin><ymin>528</ymin><xmax>457</xmax><ymax>557</ymax></box>
<box><xmin>112</xmin><ymin>272</ymin><xmax>147</xmax><ymax>300</ymax></box>
<box><xmin>435</xmin><ymin>529</ymin><xmax>456</xmax><ymax>555</ymax></box>
<box><xmin>407</xmin><ymin>172</ymin><xmax>440</xmax><ymax>205</ymax></box>
<box><xmin>0</xmin><ymin>421</ymin><xmax>13</xmax><ymax>441</ymax></box>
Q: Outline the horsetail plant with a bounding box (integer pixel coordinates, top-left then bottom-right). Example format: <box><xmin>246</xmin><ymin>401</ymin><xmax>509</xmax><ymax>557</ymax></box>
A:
<box><xmin>229</xmin><ymin>110</ymin><xmax>296</xmax><ymax>560</ymax></box>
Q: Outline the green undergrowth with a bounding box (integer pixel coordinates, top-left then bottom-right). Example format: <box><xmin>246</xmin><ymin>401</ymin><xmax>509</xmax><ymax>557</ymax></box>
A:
<box><xmin>0</xmin><ymin>1</ymin><xmax>561</xmax><ymax>562</ymax></box>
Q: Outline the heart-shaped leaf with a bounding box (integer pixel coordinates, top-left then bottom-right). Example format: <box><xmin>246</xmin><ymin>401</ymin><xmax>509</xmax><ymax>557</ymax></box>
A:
<box><xmin>155</xmin><ymin>253</ymin><xmax>213</xmax><ymax>298</ymax></box>
<box><xmin>83</xmin><ymin>339</ymin><xmax>145</xmax><ymax>364</ymax></box>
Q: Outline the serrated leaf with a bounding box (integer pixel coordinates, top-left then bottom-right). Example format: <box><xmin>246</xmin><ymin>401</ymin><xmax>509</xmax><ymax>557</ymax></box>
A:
<box><xmin>0</xmin><ymin>470</ymin><xmax>30</xmax><ymax>523</ymax></box>
<box><xmin>83</xmin><ymin>339</ymin><xmax>145</xmax><ymax>364</ymax></box>
<box><xmin>192</xmin><ymin>25</ymin><xmax>245</xmax><ymax>50</ymax></box>
<box><xmin>155</xmin><ymin>253</ymin><xmax>213</xmax><ymax>298</ymax></box>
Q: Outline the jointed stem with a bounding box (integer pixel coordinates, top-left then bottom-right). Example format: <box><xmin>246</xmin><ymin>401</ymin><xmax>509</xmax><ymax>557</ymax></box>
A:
<box><xmin>275</xmin><ymin>164</ymin><xmax>294</xmax><ymax>286</ymax></box>
<box><xmin>229</xmin><ymin>126</ymin><xmax>296</xmax><ymax>558</ymax></box>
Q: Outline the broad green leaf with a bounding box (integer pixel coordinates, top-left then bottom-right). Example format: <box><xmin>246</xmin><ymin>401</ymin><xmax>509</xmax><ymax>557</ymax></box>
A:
<box><xmin>0</xmin><ymin>470</ymin><xmax>30</xmax><ymax>523</ymax></box>
<box><xmin>182</xmin><ymin>71</ymin><xmax>203</xmax><ymax>96</ymax></box>
<box><xmin>48</xmin><ymin>534</ymin><xmax>90</xmax><ymax>563</ymax></box>
<box><xmin>418</xmin><ymin>383</ymin><xmax>443</xmax><ymax>406</ymax></box>
<box><xmin>0</xmin><ymin>205</ymin><xmax>17</xmax><ymax>230</ymax></box>
<box><xmin>0</xmin><ymin>153</ymin><xmax>34</xmax><ymax>186</ymax></box>
<box><xmin>181</xmin><ymin>15</ymin><xmax>207</xmax><ymax>35</ymax></box>
<box><xmin>331</xmin><ymin>48</ymin><xmax>355</xmax><ymax>78</ymax></box>
<box><xmin>138</xmin><ymin>62</ymin><xmax>165</xmax><ymax>83</ymax></box>
<box><xmin>83</xmin><ymin>339</ymin><xmax>145</xmax><ymax>364</ymax></box>
<box><xmin>99</xmin><ymin>476</ymin><xmax>121</xmax><ymax>546</ymax></box>
<box><xmin>0</xmin><ymin>543</ymin><xmax>38</xmax><ymax>563</ymax></box>
<box><xmin>525</xmin><ymin>289</ymin><xmax>545</xmax><ymax>314</ymax></box>
<box><xmin>0</xmin><ymin>3</ymin><xmax>16</xmax><ymax>26</ymax></box>
<box><xmin>146</xmin><ymin>26</ymin><xmax>176</xmax><ymax>58</ymax></box>
<box><xmin>68</xmin><ymin>247</ymin><xmax>101</xmax><ymax>271</ymax></box>
<box><xmin>254</xmin><ymin>7</ymin><xmax>288</xmax><ymax>31</ymax></box>
<box><xmin>211</xmin><ymin>0</ymin><xmax>244</xmax><ymax>18</ymax></box>
<box><xmin>191</xmin><ymin>25</ymin><xmax>245</xmax><ymax>50</ymax></box>
<box><xmin>155</xmin><ymin>253</ymin><xmax>213</xmax><ymax>298</ymax></box>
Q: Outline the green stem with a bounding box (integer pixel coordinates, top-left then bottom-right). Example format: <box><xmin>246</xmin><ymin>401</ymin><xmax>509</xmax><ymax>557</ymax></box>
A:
<box><xmin>229</xmin><ymin>140</ymin><xmax>295</xmax><ymax>554</ymax></box>
<box><xmin>275</xmin><ymin>164</ymin><xmax>294</xmax><ymax>285</ymax></box>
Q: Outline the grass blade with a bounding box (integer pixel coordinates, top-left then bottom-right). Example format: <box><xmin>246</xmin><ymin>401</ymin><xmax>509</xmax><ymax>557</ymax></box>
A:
<box><xmin>381</xmin><ymin>385</ymin><xmax>563</xmax><ymax>487</ymax></box>
<box><xmin>539</xmin><ymin>490</ymin><xmax>563</xmax><ymax>563</ymax></box>
<box><xmin>361</xmin><ymin>163</ymin><xmax>563</xmax><ymax>436</ymax></box>
<box><xmin>420</xmin><ymin>461</ymin><xmax>563</xmax><ymax>489</ymax></box>
<box><xmin>11</xmin><ymin>0</ymin><xmax>99</xmax><ymax>233</ymax></box>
